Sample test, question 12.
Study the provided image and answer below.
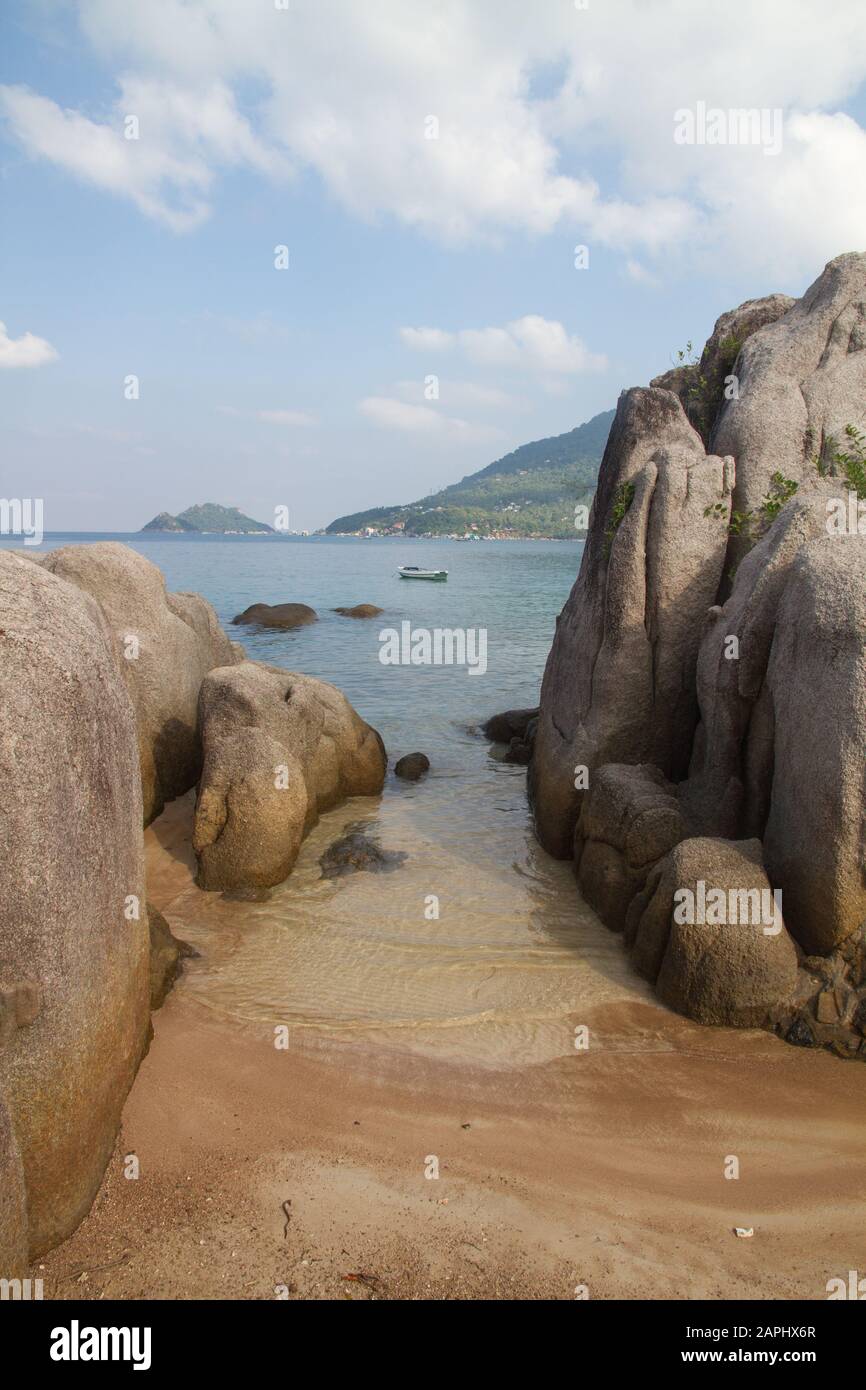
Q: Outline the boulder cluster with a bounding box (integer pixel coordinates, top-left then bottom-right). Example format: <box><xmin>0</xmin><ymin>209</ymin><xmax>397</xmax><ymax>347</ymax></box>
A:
<box><xmin>528</xmin><ymin>253</ymin><xmax>866</xmax><ymax>1057</ymax></box>
<box><xmin>0</xmin><ymin>543</ymin><xmax>385</xmax><ymax>1273</ymax></box>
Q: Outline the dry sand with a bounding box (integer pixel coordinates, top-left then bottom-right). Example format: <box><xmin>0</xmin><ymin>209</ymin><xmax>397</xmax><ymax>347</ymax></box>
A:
<box><xmin>33</xmin><ymin>987</ymin><xmax>866</xmax><ymax>1301</ymax></box>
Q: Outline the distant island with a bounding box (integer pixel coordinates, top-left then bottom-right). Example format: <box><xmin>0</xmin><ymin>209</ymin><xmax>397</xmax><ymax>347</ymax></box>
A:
<box><xmin>326</xmin><ymin>409</ymin><xmax>615</xmax><ymax>539</ymax></box>
<box><xmin>140</xmin><ymin>503</ymin><xmax>275</xmax><ymax>534</ymax></box>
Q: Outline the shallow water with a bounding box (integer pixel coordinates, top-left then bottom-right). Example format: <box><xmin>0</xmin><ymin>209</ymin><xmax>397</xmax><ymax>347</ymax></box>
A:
<box><xmin>12</xmin><ymin>533</ymin><xmax>659</xmax><ymax>1063</ymax></box>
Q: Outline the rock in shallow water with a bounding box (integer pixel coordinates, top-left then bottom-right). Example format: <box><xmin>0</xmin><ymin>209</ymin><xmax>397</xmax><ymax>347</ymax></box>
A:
<box><xmin>319</xmin><ymin>825</ymin><xmax>408</xmax><ymax>878</ymax></box>
<box><xmin>232</xmin><ymin>601</ymin><xmax>318</xmax><ymax>629</ymax></box>
<box><xmin>148</xmin><ymin>903</ymin><xmax>196</xmax><ymax>1011</ymax></box>
<box><xmin>482</xmin><ymin>707</ymin><xmax>539</xmax><ymax>743</ymax></box>
<box><xmin>333</xmin><ymin>603</ymin><xmax>383</xmax><ymax>618</ymax></box>
<box><xmin>193</xmin><ymin>661</ymin><xmax>386</xmax><ymax>891</ymax></box>
<box><xmin>395</xmin><ymin>752</ymin><xmax>430</xmax><ymax>780</ymax></box>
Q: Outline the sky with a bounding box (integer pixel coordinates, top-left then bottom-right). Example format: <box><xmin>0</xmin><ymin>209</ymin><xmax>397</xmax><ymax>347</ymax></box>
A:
<box><xmin>2</xmin><ymin>0</ymin><xmax>866</xmax><ymax>532</ymax></box>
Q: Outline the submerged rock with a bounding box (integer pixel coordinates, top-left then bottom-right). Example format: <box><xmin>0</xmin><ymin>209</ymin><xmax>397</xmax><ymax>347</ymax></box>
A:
<box><xmin>483</xmin><ymin>708</ymin><xmax>538</xmax><ymax>764</ymax></box>
<box><xmin>394</xmin><ymin>752</ymin><xmax>430</xmax><ymax>780</ymax></box>
<box><xmin>333</xmin><ymin>603</ymin><xmax>383</xmax><ymax>618</ymax></box>
<box><xmin>221</xmin><ymin>886</ymin><xmax>273</xmax><ymax>903</ymax></box>
<box><xmin>502</xmin><ymin>737</ymin><xmax>532</xmax><ymax>765</ymax></box>
<box><xmin>232</xmin><ymin>601</ymin><xmax>318</xmax><ymax>629</ymax></box>
<box><xmin>194</xmin><ymin>661</ymin><xmax>386</xmax><ymax>891</ymax></box>
<box><xmin>482</xmin><ymin>707</ymin><xmax>539</xmax><ymax>743</ymax></box>
<box><xmin>319</xmin><ymin>825</ymin><xmax>408</xmax><ymax>878</ymax></box>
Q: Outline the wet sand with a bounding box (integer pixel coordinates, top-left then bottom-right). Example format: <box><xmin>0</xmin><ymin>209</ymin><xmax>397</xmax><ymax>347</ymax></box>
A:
<box><xmin>33</xmin><ymin>803</ymin><xmax>866</xmax><ymax>1301</ymax></box>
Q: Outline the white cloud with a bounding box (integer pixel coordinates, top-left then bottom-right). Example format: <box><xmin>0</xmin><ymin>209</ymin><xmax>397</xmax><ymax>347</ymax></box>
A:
<box><xmin>216</xmin><ymin>404</ymin><xmax>317</xmax><ymax>425</ymax></box>
<box><xmin>395</xmin><ymin>379</ymin><xmax>520</xmax><ymax>410</ymax></box>
<box><xmin>0</xmin><ymin>77</ymin><xmax>279</xmax><ymax>232</ymax></box>
<box><xmin>623</xmin><ymin>259</ymin><xmax>660</xmax><ymax>287</ymax></box>
<box><xmin>401</xmin><ymin>315</ymin><xmax>607</xmax><ymax>375</ymax></box>
<box><xmin>399</xmin><ymin>327</ymin><xmax>455</xmax><ymax>352</ymax></box>
<box><xmin>0</xmin><ymin>319</ymin><xmax>58</xmax><ymax>368</ymax></box>
<box><xmin>257</xmin><ymin>409</ymin><xmax>317</xmax><ymax>426</ymax></box>
<box><xmin>2</xmin><ymin>0</ymin><xmax>866</xmax><ymax>275</ymax></box>
<box><xmin>359</xmin><ymin>396</ymin><xmax>502</xmax><ymax>444</ymax></box>
<box><xmin>361</xmin><ymin>397</ymin><xmax>441</xmax><ymax>433</ymax></box>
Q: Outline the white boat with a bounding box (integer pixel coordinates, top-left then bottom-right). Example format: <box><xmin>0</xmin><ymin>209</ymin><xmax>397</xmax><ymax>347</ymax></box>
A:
<box><xmin>397</xmin><ymin>565</ymin><xmax>448</xmax><ymax>581</ymax></box>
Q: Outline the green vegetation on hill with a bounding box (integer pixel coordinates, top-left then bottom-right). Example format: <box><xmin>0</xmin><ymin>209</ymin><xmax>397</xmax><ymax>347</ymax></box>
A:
<box><xmin>141</xmin><ymin>503</ymin><xmax>274</xmax><ymax>533</ymax></box>
<box><xmin>140</xmin><ymin>511</ymin><xmax>197</xmax><ymax>533</ymax></box>
<box><xmin>326</xmin><ymin>409</ymin><xmax>614</xmax><ymax>538</ymax></box>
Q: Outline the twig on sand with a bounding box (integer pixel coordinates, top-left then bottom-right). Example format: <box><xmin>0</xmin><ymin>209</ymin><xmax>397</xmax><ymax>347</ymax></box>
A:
<box><xmin>342</xmin><ymin>1271</ymin><xmax>382</xmax><ymax>1290</ymax></box>
<box><xmin>282</xmin><ymin>1200</ymin><xmax>292</xmax><ymax>1239</ymax></box>
<box><xmin>59</xmin><ymin>1251</ymin><xmax>132</xmax><ymax>1282</ymax></box>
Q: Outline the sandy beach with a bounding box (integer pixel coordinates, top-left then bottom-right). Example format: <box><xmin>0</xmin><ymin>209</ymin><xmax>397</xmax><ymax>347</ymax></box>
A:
<box><xmin>32</xmin><ymin>807</ymin><xmax>866</xmax><ymax>1302</ymax></box>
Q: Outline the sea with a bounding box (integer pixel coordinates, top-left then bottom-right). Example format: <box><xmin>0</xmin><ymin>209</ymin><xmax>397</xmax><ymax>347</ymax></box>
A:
<box><xmin>3</xmin><ymin>533</ymin><xmax>656</xmax><ymax>1065</ymax></box>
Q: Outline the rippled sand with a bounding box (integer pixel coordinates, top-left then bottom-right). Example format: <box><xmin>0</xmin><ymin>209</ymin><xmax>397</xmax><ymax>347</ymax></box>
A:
<box><xmin>146</xmin><ymin>741</ymin><xmax>660</xmax><ymax>1067</ymax></box>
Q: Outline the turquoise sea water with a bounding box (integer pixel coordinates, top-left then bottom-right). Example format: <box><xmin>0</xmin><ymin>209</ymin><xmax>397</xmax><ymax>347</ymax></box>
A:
<box><xmin>5</xmin><ymin>531</ymin><xmax>574</xmax><ymax>759</ymax></box>
<box><xmin>5</xmin><ymin>533</ymin><xmax>657</xmax><ymax>1063</ymax></box>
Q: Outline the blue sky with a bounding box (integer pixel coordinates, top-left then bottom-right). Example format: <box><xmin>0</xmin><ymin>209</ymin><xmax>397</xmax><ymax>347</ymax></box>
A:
<box><xmin>2</xmin><ymin>0</ymin><xmax>866</xmax><ymax>531</ymax></box>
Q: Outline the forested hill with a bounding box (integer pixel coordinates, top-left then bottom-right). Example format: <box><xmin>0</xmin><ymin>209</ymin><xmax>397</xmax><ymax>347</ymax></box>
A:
<box><xmin>326</xmin><ymin>408</ymin><xmax>614</xmax><ymax>538</ymax></box>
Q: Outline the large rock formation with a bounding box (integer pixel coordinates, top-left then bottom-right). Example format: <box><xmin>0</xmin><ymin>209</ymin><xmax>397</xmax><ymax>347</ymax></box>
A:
<box><xmin>194</xmin><ymin>662</ymin><xmax>386</xmax><ymax>890</ymax></box>
<box><xmin>762</xmin><ymin>537</ymin><xmax>866</xmax><ymax>954</ymax></box>
<box><xmin>0</xmin><ymin>552</ymin><xmax>150</xmax><ymax>1258</ymax></box>
<box><xmin>682</xmin><ymin>494</ymin><xmax>866</xmax><ymax>957</ymax></box>
<box><xmin>575</xmin><ymin>764</ymin><xmax>685</xmax><ymax>932</ymax></box>
<box><xmin>682</xmin><ymin>481</ymin><xmax>845</xmax><ymax>841</ymax></box>
<box><xmin>652</xmin><ymin>293</ymin><xmax>795</xmax><ymax>444</ymax></box>
<box><xmin>24</xmin><ymin>543</ymin><xmax>239</xmax><ymax>823</ymax></box>
<box><xmin>711</xmin><ymin>253</ymin><xmax>866</xmax><ymax>574</ymax></box>
<box><xmin>630</xmin><ymin>837</ymin><xmax>799</xmax><ymax>1027</ymax></box>
<box><xmin>0</xmin><ymin>1094</ymin><xmax>27</xmax><ymax>1280</ymax></box>
<box><xmin>530</xmin><ymin>253</ymin><xmax>866</xmax><ymax>1052</ymax></box>
<box><xmin>529</xmin><ymin>387</ymin><xmax>733</xmax><ymax>857</ymax></box>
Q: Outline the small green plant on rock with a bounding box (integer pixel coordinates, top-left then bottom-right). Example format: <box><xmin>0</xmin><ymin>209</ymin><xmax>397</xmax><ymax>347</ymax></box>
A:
<box><xmin>604</xmin><ymin>481</ymin><xmax>636</xmax><ymax>556</ymax></box>
<box><xmin>813</xmin><ymin>424</ymin><xmax>866</xmax><ymax>500</ymax></box>
<box><xmin>759</xmin><ymin>471</ymin><xmax>799</xmax><ymax>523</ymax></box>
<box><xmin>672</xmin><ymin>333</ymin><xmax>742</xmax><ymax>442</ymax></box>
<box><xmin>673</xmin><ymin>341</ymin><xmax>709</xmax><ymax>416</ymax></box>
<box><xmin>704</xmin><ymin>472</ymin><xmax>798</xmax><ymax>540</ymax></box>
<box><xmin>716</xmin><ymin>332</ymin><xmax>742</xmax><ymax>376</ymax></box>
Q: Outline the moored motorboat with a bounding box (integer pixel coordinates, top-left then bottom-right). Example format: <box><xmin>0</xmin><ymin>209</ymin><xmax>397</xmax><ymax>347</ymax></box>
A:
<box><xmin>397</xmin><ymin>565</ymin><xmax>448</xmax><ymax>581</ymax></box>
